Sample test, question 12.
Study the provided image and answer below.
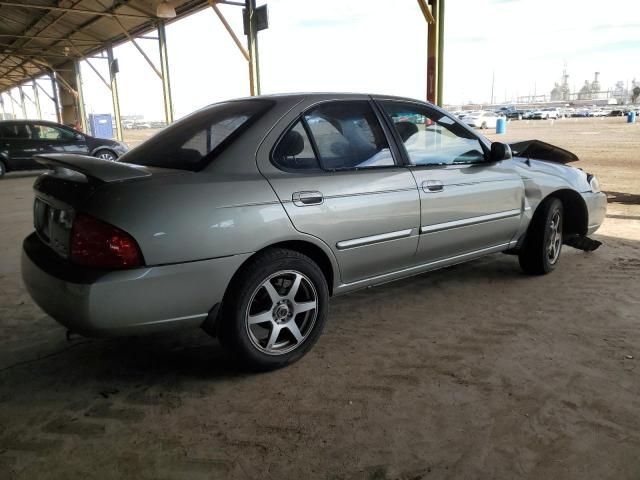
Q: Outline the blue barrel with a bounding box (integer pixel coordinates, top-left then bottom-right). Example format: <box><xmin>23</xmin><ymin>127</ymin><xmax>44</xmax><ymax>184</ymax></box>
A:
<box><xmin>88</xmin><ymin>113</ymin><xmax>114</xmax><ymax>138</ymax></box>
<box><xmin>628</xmin><ymin>111</ymin><xmax>636</xmax><ymax>124</ymax></box>
<box><xmin>496</xmin><ymin>117</ymin><xmax>506</xmax><ymax>134</ymax></box>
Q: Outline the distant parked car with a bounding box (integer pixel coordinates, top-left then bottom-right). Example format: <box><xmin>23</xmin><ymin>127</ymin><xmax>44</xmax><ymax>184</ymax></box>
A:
<box><xmin>496</xmin><ymin>107</ymin><xmax>523</xmax><ymax>120</ymax></box>
<box><xmin>0</xmin><ymin>120</ymin><xmax>128</xmax><ymax>177</ymax></box>
<box><xmin>572</xmin><ymin>110</ymin><xmax>592</xmax><ymax>118</ymax></box>
<box><xmin>462</xmin><ymin>110</ymin><xmax>500</xmax><ymax>129</ymax></box>
<box><xmin>532</xmin><ymin>108</ymin><xmax>560</xmax><ymax>120</ymax></box>
<box><xmin>522</xmin><ymin>110</ymin><xmax>535</xmax><ymax>120</ymax></box>
<box><xmin>609</xmin><ymin>110</ymin><xmax>625</xmax><ymax>117</ymax></box>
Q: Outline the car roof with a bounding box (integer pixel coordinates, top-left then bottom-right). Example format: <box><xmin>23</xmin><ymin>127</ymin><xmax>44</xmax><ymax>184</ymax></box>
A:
<box><xmin>0</xmin><ymin>119</ymin><xmax>73</xmax><ymax>129</ymax></box>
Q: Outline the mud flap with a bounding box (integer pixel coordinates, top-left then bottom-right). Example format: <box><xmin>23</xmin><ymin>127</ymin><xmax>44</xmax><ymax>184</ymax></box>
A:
<box><xmin>564</xmin><ymin>235</ymin><xmax>602</xmax><ymax>252</ymax></box>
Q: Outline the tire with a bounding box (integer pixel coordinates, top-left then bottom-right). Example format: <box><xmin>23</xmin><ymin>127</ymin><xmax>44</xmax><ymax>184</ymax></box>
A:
<box><xmin>481</xmin><ymin>122</ymin><xmax>487</xmax><ymax>129</ymax></box>
<box><xmin>216</xmin><ymin>248</ymin><xmax>329</xmax><ymax>371</ymax></box>
<box><xmin>518</xmin><ymin>198</ymin><xmax>563</xmax><ymax>275</ymax></box>
<box><xmin>94</xmin><ymin>149</ymin><xmax>117</xmax><ymax>161</ymax></box>
<box><xmin>0</xmin><ymin>160</ymin><xmax>6</xmax><ymax>178</ymax></box>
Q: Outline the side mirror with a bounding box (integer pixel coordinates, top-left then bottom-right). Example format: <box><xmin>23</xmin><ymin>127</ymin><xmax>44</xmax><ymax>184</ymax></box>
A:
<box><xmin>490</xmin><ymin>142</ymin><xmax>512</xmax><ymax>162</ymax></box>
<box><xmin>74</xmin><ymin>133</ymin><xmax>84</xmax><ymax>141</ymax></box>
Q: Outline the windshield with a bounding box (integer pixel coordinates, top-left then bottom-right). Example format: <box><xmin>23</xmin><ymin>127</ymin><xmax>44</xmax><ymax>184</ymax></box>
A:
<box><xmin>119</xmin><ymin>99</ymin><xmax>273</xmax><ymax>171</ymax></box>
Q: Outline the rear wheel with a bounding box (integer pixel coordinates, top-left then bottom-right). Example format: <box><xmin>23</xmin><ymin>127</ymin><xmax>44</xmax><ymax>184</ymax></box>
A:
<box><xmin>217</xmin><ymin>248</ymin><xmax>329</xmax><ymax>370</ymax></box>
<box><xmin>481</xmin><ymin>121</ymin><xmax>487</xmax><ymax>129</ymax></box>
<box><xmin>519</xmin><ymin>198</ymin><xmax>563</xmax><ymax>275</ymax></box>
<box><xmin>94</xmin><ymin>149</ymin><xmax>117</xmax><ymax>162</ymax></box>
<box><xmin>0</xmin><ymin>160</ymin><xmax>5</xmax><ymax>178</ymax></box>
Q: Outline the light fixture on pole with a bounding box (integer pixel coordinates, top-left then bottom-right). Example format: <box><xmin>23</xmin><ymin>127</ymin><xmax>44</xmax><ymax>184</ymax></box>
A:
<box><xmin>157</xmin><ymin>1</ymin><xmax>177</xmax><ymax>18</ymax></box>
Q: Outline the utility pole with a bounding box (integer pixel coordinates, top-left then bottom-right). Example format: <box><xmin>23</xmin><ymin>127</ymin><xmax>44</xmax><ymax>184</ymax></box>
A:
<box><xmin>245</xmin><ymin>0</ymin><xmax>261</xmax><ymax>95</ymax></box>
<box><xmin>107</xmin><ymin>45</ymin><xmax>123</xmax><ymax>141</ymax></box>
<box><xmin>490</xmin><ymin>71</ymin><xmax>495</xmax><ymax>104</ymax></box>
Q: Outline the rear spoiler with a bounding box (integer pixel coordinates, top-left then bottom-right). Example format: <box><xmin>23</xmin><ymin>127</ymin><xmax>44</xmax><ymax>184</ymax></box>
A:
<box><xmin>508</xmin><ymin>140</ymin><xmax>579</xmax><ymax>164</ymax></box>
<box><xmin>35</xmin><ymin>153</ymin><xmax>151</xmax><ymax>183</ymax></box>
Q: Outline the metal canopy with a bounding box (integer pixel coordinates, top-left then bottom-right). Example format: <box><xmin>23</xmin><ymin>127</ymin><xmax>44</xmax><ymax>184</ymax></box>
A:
<box><xmin>0</xmin><ymin>0</ymin><xmax>209</xmax><ymax>92</ymax></box>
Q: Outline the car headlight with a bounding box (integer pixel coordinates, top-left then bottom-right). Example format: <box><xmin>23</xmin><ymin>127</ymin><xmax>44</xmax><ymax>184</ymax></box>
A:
<box><xmin>114</xmin><ymin>142</ymin><xmax>129</xmax><ymax>153</ymax></box>
<box><xmin>588</xmin><ymin>174</ymin><xmax>600</xmax><ymax>193</ymax></box>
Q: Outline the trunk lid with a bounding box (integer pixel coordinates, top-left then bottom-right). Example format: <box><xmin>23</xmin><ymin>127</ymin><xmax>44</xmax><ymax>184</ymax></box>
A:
<box><xmin>31</xmin><ymin>153</ymin><xmax>179</xmax><ymax>259</ymax></box>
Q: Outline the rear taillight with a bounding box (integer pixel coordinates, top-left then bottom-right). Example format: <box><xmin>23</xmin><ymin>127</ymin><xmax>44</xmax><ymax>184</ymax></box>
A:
<box><xmin>70</xmin><ymin>214</ymin><xmax>144</xmax><ymax>269</ymax></box>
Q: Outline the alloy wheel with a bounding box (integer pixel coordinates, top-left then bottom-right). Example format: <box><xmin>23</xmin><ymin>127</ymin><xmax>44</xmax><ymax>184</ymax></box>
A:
<box><xmin>245</xmin><ymin>270</ymin><xmax>318</xmax><ymax>355</ymax></box>
<box><xmin>547</xmin><ymin>210</ymin><xmax>562</xmax><ymax>264</ymax></box>
<box><xmin>97</xmin><ymin>151</ymin><xmax>116</xmax><ymax>161</ymax></box>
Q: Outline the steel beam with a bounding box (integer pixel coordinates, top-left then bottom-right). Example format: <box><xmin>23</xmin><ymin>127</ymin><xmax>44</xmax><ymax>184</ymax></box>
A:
<box><xmin>107</xmin><ymin>45</ymin><xmax>123</xmax><ymax>141</ymax></box>
<box><xmin>436</xmin><ymin>0</ymin><xmax>445</xmax><ymax>106</ymax></box>
<box><xmin>245</xmin><ymin>0</ymin><xmax>260</xmax><ymax>95</ymax></box>
<box><xmin>36</xmin><ymin>81</ymin><xmax>55</xmax><ymax>103</ymax></box>
<box><xmin>113</xmin><ymin>16</ymin><xmax>162</xmax><ymax>79</ymax></box>
<box><xmin>0</xmin><ymin>33</ymin><xmax>102</xmax><ymax>45</ymax></box>
<box><xmin>158</xmin><ymin>21</ymin><xmax>174</xmax><ymax>125</ymax></box>
<box><xmin>18</xmin><ymin>86</ymin><xmax>27</xmax><ymax>117</ymax></box>
<box><xmin>9</xmin><ymin>91</ymin><xmax>17</xmax><ymax>118</ymax></box>
<box><xmin>74</xmin><ymin>60</ymin><xmax>87</xmax><ymax>132</ymax></box>
<box><xmin>426</xmin><ymin>0</ymin><xmax>438</xmax><ymax>104</ymax></box>
<box><xmin>209</xmin><ymin>1</ymin><xmax>250</xmax><ymax>61</ymax></box>
<box><xmin>49</xmin><ymin>72</ymin><xmax>62</xmax><ymax>123</ymax></box>
<box><xmin>32</xmin><ymin>80</ymin><xmax>42</xmax><ymax>119</ymax></box>
<box><xmin>0</xmin><ymin>2</ymin><xmax>152</xmax><ymax>19</ymax></box>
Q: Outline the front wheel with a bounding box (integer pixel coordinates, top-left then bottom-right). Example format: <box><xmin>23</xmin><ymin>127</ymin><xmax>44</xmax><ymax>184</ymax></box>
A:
<box><xmin>519</xmin><ymin>198</ymin><xmax>563</xmax><ymax>275</ymax></box>
<box><xmin>0</xmin><ymin>160</ymin><xmax>6</xmax><ymax>178</ymax></box>
<box><xmin>94</xmin><ymin>149</ymin><xmax>117</xmax><ymax>162</ymax></box>
<box><xmin>217</xmin><ymin>248</ymin><xmax>329</xmax><ymax>370</ymax></box>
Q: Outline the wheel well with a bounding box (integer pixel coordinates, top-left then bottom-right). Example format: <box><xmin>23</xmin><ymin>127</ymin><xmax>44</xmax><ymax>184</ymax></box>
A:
<box><xmin>264</xmin><ymin>240</ymin><xmax>335</xmax><ymax>294</ymax></box>
<box><xmin>202</xmin><ymin>240</ymin><xmax>336</xmax><ymax>337</ymax></box>
<box><xmin>544</xmin><ymin>189</ymin><xmax>588</xmax><ymax>236</ymax></box>
<box><xmin>93</xmin><ymin>148</ymin><xmax>116</xmax><ymax>156</ymax></box>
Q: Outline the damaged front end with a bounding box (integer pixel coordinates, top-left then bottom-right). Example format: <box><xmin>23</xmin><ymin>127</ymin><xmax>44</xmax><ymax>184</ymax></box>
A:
<box><xmin>508</xmin><ymin>139</ymin><xmax>604</xmax><ymax>252</ymax></box>
<box><xmin>509</xmin><ymin>139</ymin><xmax>579</xmax><ymax>164</ymax></box>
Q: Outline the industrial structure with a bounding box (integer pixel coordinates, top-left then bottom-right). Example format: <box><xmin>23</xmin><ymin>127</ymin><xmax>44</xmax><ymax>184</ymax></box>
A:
<box><xmin>0</xmin><ymin>0</ymin><xmax>446</xmax><ymax>140</ymax></box>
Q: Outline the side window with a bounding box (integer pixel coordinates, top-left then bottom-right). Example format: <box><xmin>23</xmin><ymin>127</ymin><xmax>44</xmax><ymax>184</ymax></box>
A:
<box><xmin>3</xmin><ymin>124</ymin><xmax>32</xmax><ymax>139</ymax></box>
<box><xmin>0</xmin><ymin>124</ymin><xmax>17</xmax><ymax>138</ymax></box>
<box><xmin>304</xmin><ymin>101</ymin><xmax>394</xmax><ymax>170</ymax></box>
<box><xmin>30</xmin><ymin>124</ymin><xmax>75</xmax><ymax>141</ymax></box>
<box><xmin>272</xmin><ymin>121</ymin><xmax>321</xmax><ymax>171</ymax></box>
<box><xmin>381</xmin><ymin>101</ymin><xmax>486</xmax><ymax>166</ymax></box>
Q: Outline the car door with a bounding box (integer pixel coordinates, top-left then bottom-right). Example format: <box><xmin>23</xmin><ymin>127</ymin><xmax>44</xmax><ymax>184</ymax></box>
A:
<box><xmin>0</xmin><ymin>122</ymin><xmax>40</xmax><ymax>170</ymax></box>
<box><xmin>29</xmin><ymin>123</ymin><xmax>89</xmax><ymax>156</ymax></box>
<box><xmin>259</xmin><ymin>99</ymin><xmax>421</xmax><ymax>285</ymax></box>
<box><xmin>376</xmin><ymin>99</ymin><xmax>525</xmax><ymax>264</ymax></box>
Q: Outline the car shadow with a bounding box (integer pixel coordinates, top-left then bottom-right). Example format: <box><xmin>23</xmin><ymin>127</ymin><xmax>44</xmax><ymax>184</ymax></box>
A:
<box><xmin>3</xmin><ymin>170</ymin><xmax>43</xmax><ymax>179</ymax></box>
<box><xmin>0</xmin><ymin>232</ymin><xmax>630</xmax><ymax>394</ymax></box>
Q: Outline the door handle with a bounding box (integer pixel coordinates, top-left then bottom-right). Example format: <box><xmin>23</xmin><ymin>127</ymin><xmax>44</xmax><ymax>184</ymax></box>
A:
<box><xmin>292</xmin><ymin>191</ymin><xmax>324</xmax><ymax>206</ymax></box>
<box><xmin>422</xmin><ymin>180</ymin><xmax>444</xmax><ymax>193</ymax></box>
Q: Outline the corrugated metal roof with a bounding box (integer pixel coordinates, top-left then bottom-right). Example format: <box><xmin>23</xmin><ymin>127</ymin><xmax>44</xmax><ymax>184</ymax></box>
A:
<box><xmin>0</xmin><ymin>0</ymin><xmax>208</xmax><ymax>92</ymax></box>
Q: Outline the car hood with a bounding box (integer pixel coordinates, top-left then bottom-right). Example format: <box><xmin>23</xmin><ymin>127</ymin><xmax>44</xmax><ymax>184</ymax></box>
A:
<box><xmin>509</xmin><ymin>140</ymin><xmax>579</xmax><ymax>164</ymax></box>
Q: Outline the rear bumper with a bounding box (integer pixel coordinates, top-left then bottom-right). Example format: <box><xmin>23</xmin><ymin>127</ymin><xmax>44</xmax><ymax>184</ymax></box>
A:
<box><xmin>582</xmin><ymin>191</ymin><xmax>607</xmax><ymax>235</ymax></box>
<box><xmin>21</xmin><ymin>233</ymin><xmax>251</xmax><ymax>337</ymax></box>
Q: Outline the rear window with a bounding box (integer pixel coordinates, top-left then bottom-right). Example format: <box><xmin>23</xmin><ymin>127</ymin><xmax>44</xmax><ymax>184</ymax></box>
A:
<box><xmin>119</xmin><ymin>99</ymin><xmax>273</xmax><ymax>171</ymax></box>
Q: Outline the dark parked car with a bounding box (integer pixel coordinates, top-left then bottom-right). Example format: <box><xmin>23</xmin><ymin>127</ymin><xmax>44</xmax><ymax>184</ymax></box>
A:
<box><xmin>0</xmin><ymin>120</ymin><xmax>128</xmax><ymax>177</ymax></box>
<box><xmin>496</xmin><ymin>107</ymin><xmax>523</xmax><ymax>120</ymax></box>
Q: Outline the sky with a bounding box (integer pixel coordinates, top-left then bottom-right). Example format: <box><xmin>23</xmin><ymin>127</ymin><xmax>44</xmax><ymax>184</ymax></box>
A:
<box><xmin>2</xmin><ymin>0</ymin><xmax>639</xmax><ymax>122</ymax></box>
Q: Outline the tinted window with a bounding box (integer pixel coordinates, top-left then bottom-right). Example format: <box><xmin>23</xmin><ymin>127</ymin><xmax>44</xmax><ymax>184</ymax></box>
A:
<box><xmin>272</xmin><ymin>121</ymin><xmax>321</xmax><ymax>171</ymax></box>
<box><xmin>381</xmin><ymin>101</ymin><xmax>486</xmax><ymax>166</ymax></box>
<box><xmin>304</xmin><ymin>101</ymin><xmax>394</xmax><ymax>170</ymax></box>
<box><xmin>120</xmin><ymin>99</ymin><xmax>273</xmax><ymax>171</ymax></box>
<box><xmin>0</xmin><ymin>123</ymin><xmax>31</xmax><ymax>139</ymax></box>
<box><xmin>30</xmin><ymin>123</ymin><xmax>75</xmax><ymax>141</ymax></box>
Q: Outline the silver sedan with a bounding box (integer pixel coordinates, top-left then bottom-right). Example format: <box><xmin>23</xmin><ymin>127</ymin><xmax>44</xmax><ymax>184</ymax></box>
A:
<box><xmin>21</xmin><ymin>93</ymin><xmax>607</xmax><ymax>370</ymax></box>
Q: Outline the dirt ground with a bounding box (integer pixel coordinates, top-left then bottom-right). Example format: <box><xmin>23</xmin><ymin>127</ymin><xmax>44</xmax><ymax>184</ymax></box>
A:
<box><xmin>0</xmin><ymin>117</ymin><xmax>638</xmax><ymax>479</ymax></box>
